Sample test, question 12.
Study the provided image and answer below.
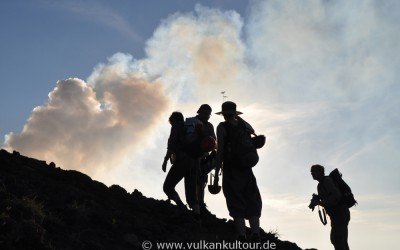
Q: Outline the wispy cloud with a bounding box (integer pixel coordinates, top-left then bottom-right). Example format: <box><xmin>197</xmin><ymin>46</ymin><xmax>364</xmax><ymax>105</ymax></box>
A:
<box><xmin>42</xmin><ymin>0</ymin><xmax>143</xmax><ymax>43</ymax></box>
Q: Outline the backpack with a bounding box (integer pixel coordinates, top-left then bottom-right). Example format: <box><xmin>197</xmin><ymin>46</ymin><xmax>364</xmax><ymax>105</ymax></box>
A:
<box><xmin>223</xmin><ymin>119</ymin><xmax>259</xmax><ymax>169</ymax></box>
<box><xmin>329</xmin><ymin>168</ymin><xmax>358</xmax><ymax>208</ymax></box>
<box><xmin>184</xmin><ymin>117</ymin><xmax>205</xmax><ymax>158</ymax></box>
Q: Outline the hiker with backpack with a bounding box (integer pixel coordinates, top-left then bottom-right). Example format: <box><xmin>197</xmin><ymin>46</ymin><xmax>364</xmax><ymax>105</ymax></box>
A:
<box><xmin>310</xmin><ymin>164</ymin><xmax>356</xmax><ymax>250</ymax></box>
<box><xmin>183</xmin><ymin>104</ymin><xmax>217</xmax><ymax>219</ymax></box>
<box><xmin>194</xmin><ymin>104</ymin><xmax>217</xmax><ymax>216</ymax></box>
<box><xmin>162</xmin><ymin>111</ymin><xmax>188</xmax><ymax>209</ymax></box>
<box><xmin>213</xmin><ymin>101</ymin><xmax>263</xmax><ymax>241</ymax></box>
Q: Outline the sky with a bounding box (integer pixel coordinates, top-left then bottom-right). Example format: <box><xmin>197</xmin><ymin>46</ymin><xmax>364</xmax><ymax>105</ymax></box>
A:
<box><xmin>1</xmin><ymin>0</ymin><xmax>399</xmax><ymax>249</ymax></box>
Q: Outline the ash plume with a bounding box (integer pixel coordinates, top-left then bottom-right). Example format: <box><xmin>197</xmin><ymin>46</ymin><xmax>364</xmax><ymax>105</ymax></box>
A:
<box><xmin>3</xmin><ymin>0</ymin><xmax>399</xmax><ymax>201</ymax></box>
<box><xmin>5</xmin><ymin>63</ymin><xmax>169</xmax><ymax>175</ymax></box>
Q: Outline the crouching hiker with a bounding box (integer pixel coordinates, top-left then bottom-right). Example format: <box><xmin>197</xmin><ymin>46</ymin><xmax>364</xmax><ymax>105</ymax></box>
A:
<box><xmin>309</xmin><ymin>164</ymin><xmax>355</xmax><ymax>250</ymax></box>
<box><xmin>162</xmin><ymin>111</ymin><xmax>187</xmax><ymax>209</ymax></box>
<box><xmin>213</xmin><ymin>101</ymin><xmax>263</xmax><ymax>241</ymax></box>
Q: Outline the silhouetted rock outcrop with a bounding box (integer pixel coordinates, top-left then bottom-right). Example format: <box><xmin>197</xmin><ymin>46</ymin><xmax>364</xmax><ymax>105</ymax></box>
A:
<box><xmin>0</xmin><ymin>149</ymin><xmax>314</xmax><ymax>249</ymax></box>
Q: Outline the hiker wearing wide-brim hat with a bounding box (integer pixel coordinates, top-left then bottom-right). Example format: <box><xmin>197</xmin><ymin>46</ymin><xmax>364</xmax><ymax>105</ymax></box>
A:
<box><xmin>215</xmin><ymin>101</ymin><xmax>243</xmax><ymax>116</ymax></box>
<box><xmin>213</xmin><ymin>101</ymin><xmax>262</xmax><ymax>241</ymax></box>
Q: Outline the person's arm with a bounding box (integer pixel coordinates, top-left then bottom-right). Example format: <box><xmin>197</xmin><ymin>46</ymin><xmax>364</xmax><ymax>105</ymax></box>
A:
<box><xmin>319</xmin><ymin>177</ymin><xmax>342</xmax><ymax>207</ymax></box>
<box><xmin>162</xmin><ymin>149</ymin><xmax>172</xmax><ymax>172</ymax></box>
<box><xmin>209</xmin><ymin>123</ymin><xmax>216</xmax><ymax>140</ymax></box>
<box><xmin>163</xmin><ymin>126</ymin><xmax>178</xmax><ymax>172</ymax></box>
<box><xmin>208</xmin><ymin>123</ymin><xmax>217</xmax><ymax>161</ymax></box>
<box><xmin>214</xmin><ymin>124</ymin><xmax>226</xmax><ymax>183</ymax></box>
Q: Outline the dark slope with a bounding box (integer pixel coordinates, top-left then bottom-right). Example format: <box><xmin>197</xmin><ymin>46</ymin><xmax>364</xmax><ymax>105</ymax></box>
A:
<box><xmin>0</xmin><ymin>149</ymin><xmax>313</xmax><ymax>249</ymax></box>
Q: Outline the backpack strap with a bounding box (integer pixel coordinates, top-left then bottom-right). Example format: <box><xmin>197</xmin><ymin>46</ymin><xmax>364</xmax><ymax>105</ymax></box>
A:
<box><xmin>221</xmin><ymin>122</ymin><xmax>233</xmax><ymax>152</ymax></box>
<box><xmin>319</xmin><ymin>176</ymin><xmax>328</xmax><ymax>192</ymax></box>
<box><xmin>221</xmin><ymin>121</ymin><xmax>237</xmax><ymax>143</ymax></box>
<box><xmin>220</xmin><ymin>121</ymin><xmax>240</xmax><ymax>168</ymax></box>
<box><xmin>318</xmin><ymin>206</ymin><xmax>327</xmax><ymax>225</ymax></box>
<box><xmin>236</xmin><ymin>116</ymin><xmax>256</xmax><ymax>135</ymax></box>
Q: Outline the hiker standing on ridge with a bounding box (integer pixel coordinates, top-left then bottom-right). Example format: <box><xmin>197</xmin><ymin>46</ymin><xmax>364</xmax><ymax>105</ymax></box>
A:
<box><xmin>213</xmin><ymin>101</ymin><xmax>262</xmax><ymax>241</ymax></box>
<box><xmin>310</xmin><ymin>164</ymin><xmax>351</xmax><ymax>250</ymax></box>
<box><xmin>195</xmin><ymin>104</ymin><xmax>217</xmax><ymax>216</ymax></box>
<box><xmin>162</xmin><ymin>111</ymin><xmax>187</xmax><ymax>209</ymax></box>
<box><xmin>183</xmin><ymin>104</ymin><xmax>216</xmax><ymax>219</ymax></box>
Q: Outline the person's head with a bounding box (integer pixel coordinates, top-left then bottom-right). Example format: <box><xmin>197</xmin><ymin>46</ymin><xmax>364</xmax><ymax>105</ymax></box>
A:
<box><xmin>310</xmin><ymin>164</ymin><xmax>325</xmax><ymax>181</ymax></box>
<box><xmin>197</xmin><ymin>104</ymin><xmax>212</xmax><ymax>122</ymax></box>
<box><xmin>216</xmin><ymin>101</ymin><xmax>242</xmax><ymax>121</ymax></box>
<box><xmin>223</xmin><ymin>113</ymin><xmax>235</xmax><ymax>121</ymax></box>
<box><xmin>169</xmin><ymin>111</ymin><xmax>184</xmax><ymax>125</ymax></box>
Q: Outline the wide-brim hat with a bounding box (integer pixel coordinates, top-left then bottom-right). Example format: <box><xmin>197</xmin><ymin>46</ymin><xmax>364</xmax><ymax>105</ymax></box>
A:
<box><xmin>215</xmin><ymin>101</ymin><xmax>243</xmax><ymax>115</ymax></box>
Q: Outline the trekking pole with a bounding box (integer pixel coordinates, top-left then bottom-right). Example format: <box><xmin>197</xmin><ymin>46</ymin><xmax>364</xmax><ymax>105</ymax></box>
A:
<box><xmin>318</xmin><ymin>205</ymin><xmax>327</xmax><ymax>225</ymax></box>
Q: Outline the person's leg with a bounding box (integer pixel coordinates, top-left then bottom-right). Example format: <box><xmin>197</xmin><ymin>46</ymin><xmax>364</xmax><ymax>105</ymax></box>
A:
<box><xmin>198</xmin><ymin>163</ymin><xmax>207</xmax><ymax>208</ymax></box>
<box><xmin>222</xmin><ymin>169</ymin><xmax>249</xmax><ymax>239</ymax></box>
<box><xmin>199</xmin><ymin>180</ymin><xmax>206</xmax><ymax>206</ymax></box>
<box><xmin>163</xmin><ymin>163</ymin><xmax>185</xmax><ymax>208</ymax></box>
<box><xmin>234</xmin><ymin>217</ymin><xmax>246</xmax><ymax>239</ymax></box>
<box><xmin>343</xmin><ymin>225</ymin><xmax>349</xmax><ymax>250</ymax></box>
<box><xmin>193</xmin><ymin>160</ymin><xmax>201</xmax><ymax>215</ymax></box>
<box><xmin>245</xmin><ymin>169</ymin><xmax>262</xmax><ymax>239</ymax></box>
<box><xmin>330</xmin><ymin>224</ymin><xmax>337</xmax><ymax>249</ymax></box>
<box><xmin>184</xmin><ymin>157</ymin><xmax>200</xmax><ymax>214</ymax></box>
<box><xmin>249</xmin><ymin>216</ymin><xmax>260</xmax><ymax>236</ymax></box>
<box><xmin>345</xmin><ymin>209</ymin><xmax>350</xmax><ymax>250</ymax></box>
<box><xmin>330</xmin><ymin>211</ymin><xmax>349</xmax><ymax>250</ymax></box>
<box><xmin>331</xmin><ymin>225</ymin><xmax>347</xmax><ymax>250</ymax></box>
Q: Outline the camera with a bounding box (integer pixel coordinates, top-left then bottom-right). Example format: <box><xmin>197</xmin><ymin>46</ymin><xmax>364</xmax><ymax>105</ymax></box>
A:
<box><xmin>308</xmin><ymin>193</ymin><xmax>321</xmax><ymax>211</ymax></box>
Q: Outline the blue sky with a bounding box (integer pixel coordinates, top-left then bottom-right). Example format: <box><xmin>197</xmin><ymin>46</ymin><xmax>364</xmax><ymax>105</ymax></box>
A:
<box><xmin>1</xmin><ymin>1</ymin><xmax>399</xmax><ymax>249</ymax></box>
<box><xmin>0</xmin><ymin>0</ymin><xmax>249</xmax><ymax>135</ymax></box>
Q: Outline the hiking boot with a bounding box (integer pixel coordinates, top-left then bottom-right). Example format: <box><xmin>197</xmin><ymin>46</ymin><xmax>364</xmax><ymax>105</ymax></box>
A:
<box><xmin>192</xmin><ymin>212</ymin><xmax>202</xmax><ymax>224</ymax></box>
<box><xmin>200</xmin><ymin>204</ymin><xmax>213</xmax><ymax>217</ymax></box>
<box><xmin>236</xmin><ymin>235</ymin><xmax>247</xmax><ymax>242</ymax></box>
<box><xmin>172</xmin><ymin>197</ymin><xmax>185</xmax><ymax>208</ymax></box>
<box><xmin>250</xmin><ymin>233</ymin><xmax>260</xmax><ymax>242</ymax></box>
<box><xmin>177</xmin><ymin>203</ymin><xmax>187</xmax><ymax>211</ymax></box>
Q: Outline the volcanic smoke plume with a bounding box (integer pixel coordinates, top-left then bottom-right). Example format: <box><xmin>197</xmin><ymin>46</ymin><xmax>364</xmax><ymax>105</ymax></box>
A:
<box><xmin>4</xmin><ymin>2</ymin><xmax>399</xmax><ymax>188</ymax></box>
<box><xmin>4</xmin><ymin>5</ymin><xmax>247</xmax><ymax>176</ymax></box>
<box><xmin>5</xmin><ymin>63</ymin><xmax>170</xmax><ymax>175</ymax></box>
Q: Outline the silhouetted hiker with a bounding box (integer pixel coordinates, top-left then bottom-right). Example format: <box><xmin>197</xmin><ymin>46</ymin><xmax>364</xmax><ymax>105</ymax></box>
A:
<box><xmin>162</xmin><ymin>111</ymin><xmax>187</xmax><ymax>209</ymax></box>
<box><xmin>195</xmin><ymin>104</ymin><xmax>217</xmax><ymax>216</ymax></box>
<box><xmin>213</xmin><ymin>101</ymin><xmax>262</xmax><ymax>241</ymax></box>
<box><xmin>310</xmin><ymin>164</ymin><xmax>351</xmax><ymax>250</ymax></box>
<box><xmin>182</xmin><ymin>105</ymin><xmax>215</xmax><ymax>219</ymax></box>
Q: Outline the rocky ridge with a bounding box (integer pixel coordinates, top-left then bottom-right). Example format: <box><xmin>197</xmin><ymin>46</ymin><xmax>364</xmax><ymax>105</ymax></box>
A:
<box><xmin>0</xmin><ymin>149</ymin><xmax>314</xmax><ymax>250</ymax></box>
